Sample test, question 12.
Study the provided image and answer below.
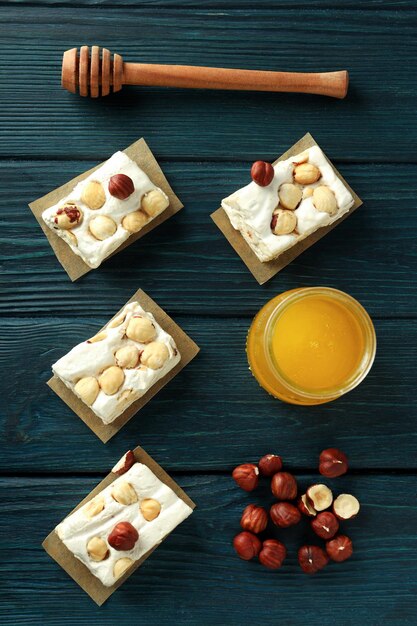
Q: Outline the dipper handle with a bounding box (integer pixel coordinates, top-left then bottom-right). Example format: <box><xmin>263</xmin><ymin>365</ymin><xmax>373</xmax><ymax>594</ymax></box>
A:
<box><xmin>124</xmin><ymin>63</ymin><xmax>348</xmax><ymax>99</ymax></box>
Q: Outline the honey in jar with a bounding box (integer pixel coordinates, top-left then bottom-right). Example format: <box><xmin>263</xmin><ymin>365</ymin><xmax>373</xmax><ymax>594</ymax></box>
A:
<box><xmin>246</xmin><ymin>287</ymin><xmax>376</xmax><ymax>405</ymax></box>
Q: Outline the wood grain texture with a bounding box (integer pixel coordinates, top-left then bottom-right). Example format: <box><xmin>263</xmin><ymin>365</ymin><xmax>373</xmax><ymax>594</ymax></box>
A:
<box><xmin>1</xmin><ymin>1</ymin><xmax>417</xmax><ymax>623</ymax></box>
<box><xmin>0</xmin><ymin>7</ymin><xmax>416</xmax><ymax>160</ymax></box>
<box><xmin>1</xmin><ymin>475</ymin><xmax>416</xmax><ymax>624</ymax></box>
<box><xmin>0</xmin><ymin>316</ymin><xmax>415</xmax><ymax>472</ymax></box>
<box><xmin>1</xmin><ymin>161</ymin><xmax>416</xmax><ymax>316</ymax></box>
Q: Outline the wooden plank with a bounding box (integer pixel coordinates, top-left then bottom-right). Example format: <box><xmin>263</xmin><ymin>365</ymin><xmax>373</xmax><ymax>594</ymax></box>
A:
<box><xmin>1</xmin><ymin>475</ymin><xmax>416</xmax><ymax>624</ymax></box>
<box><xmin>1</xmin><ymin>161</ymin><xmax>415</xmax><ymax>316</ymax></box>
<box><xmin>0</xmin><ymin>316</ymin><xmax>415</xmax><ymax>472</ymax></box>
<box><xmin>3</xmin><ymin>1</ymin><xmax>415</xmax><ymax>8</ymax></box>
<box><xmin>0</xmin><ymin>8</ymin><xmax>416</xmax><ymax>161</ymax></box>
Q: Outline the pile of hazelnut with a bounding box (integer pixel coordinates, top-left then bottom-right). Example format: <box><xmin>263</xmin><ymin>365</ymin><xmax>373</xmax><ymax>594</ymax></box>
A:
<box><xmin>232</xmin><ymin>449</ymin><xmax>359</xmax><ymax>574</ymax></box>
<box><xmin>250</xmin><ymin>158</ymin><xmax>338</xmax><ymax>237</ymax></box>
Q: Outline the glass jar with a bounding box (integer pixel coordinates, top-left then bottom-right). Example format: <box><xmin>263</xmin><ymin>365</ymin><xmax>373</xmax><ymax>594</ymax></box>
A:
<box><xmin>246</xmin><ymin>287</ymin><xmax>376</xmax><ymax>406</ymax></box>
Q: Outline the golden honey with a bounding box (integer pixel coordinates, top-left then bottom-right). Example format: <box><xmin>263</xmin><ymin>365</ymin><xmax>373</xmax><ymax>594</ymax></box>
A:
<box><xmin>247</xmin><ymin>287</ymin><xmax>376</xmax><ymax>405</ymax></box>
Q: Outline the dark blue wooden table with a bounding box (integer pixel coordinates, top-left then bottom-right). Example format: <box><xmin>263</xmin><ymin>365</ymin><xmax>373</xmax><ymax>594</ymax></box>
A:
<box><xmin>1</xmin><ymin>1</ymin><xmax>417</xmax><ymax>624</ymax></box>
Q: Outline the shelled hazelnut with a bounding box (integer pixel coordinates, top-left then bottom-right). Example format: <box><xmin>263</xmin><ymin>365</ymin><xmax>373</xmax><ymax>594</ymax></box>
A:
<box><xmin>89</xmin><ymin>215</ymin><xmax>117</xmax><ymax>240</ymax></box>
<box><xmin>74</xmin><ymin>376</ymin><xmax>99</xmax><ymax>406</ymax></box>
<box><xmin>126</xmin><ymin>316</ymin><xmax>156</xmax><ymax>343</ymax></box>
<box><xmin>115</xmin><ymin>345</ymin><xmax>141</xmax><ymax>369</ymax></box>
<box><xmin>54</xmin><ymin>202</ymin><xmax>82</xmax><ymax>229</ymax></box>
<box><xmin>82</xmin><ymin>180</ymin><xmax>106</xmax><ymax>210</ymax></box>
<box><xmin>87</xmin><ymin>536</ymin><xmax>109</xmax><ymax>562</ymax></box>
<box><xmin>306</xmin><ymin>484</ymin><xmax>333</xmax><ymax>511</ymax></box>
<box><xmin>141</xmin><ymin>341</ymin><xmax>169</xmax><ymax>370</ymax></box>
<box><xmin>122</xmin><ymin>210</ymin><xmax>148</xmax><ymax>233</ymax></box>
<box><xmin>278</xmin><ymin>183</ymin><xmax>302</xmax><ymax>210</ymax></box>
<box><xmin>83</xmin><ymin>496</ymin><xmax>105</xmax><ymax>519</ymax></box>
<box><xmin>114</xmin><ymin>557</ymin><xmax>133</xmax><ymax>580</ymax></box>
<box><xmin>293</xmin><ymin>162</ymin><xmax>321</xmax><ymax>185</ymax></box>
<box><xmin>98</xmin><ymin>366</ymin><xmax>125</xmax><ymax>396</ymax></box>
<box><xmin>111</xmin><ymin>481</ymin><xmax>138</xmax><ymax>505</ymax></box>
<box><xmin>140</xmin><ymin>498</ymin><xmax>161</xmax><ymax>522</ymax></box>
<box><xmin>333</xmin><ymin>494</ymin><xmax>360</xmax><ymax>520</ymax></box>
<box><xmin>141</xmin><ymin>189</ymin><xmax>169</xmax><ymax>216</ymax></box>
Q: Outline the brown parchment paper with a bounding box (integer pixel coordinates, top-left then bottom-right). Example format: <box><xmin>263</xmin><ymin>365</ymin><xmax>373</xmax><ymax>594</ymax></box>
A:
<box><xmin>42</xmin><ymin>446</ymin><xmax>196</xmax><ymax>606</ymax></box>
<box><xmin>211</xmin><ymin>133</ymin><xmax>362</xmax><ymax>285</ymax></box>
<box><xmin>29</xmin><ymin>138</ymin><xmax>183</xmax><ymax>281</ymax></box>
<box><xmin>47</xmin><ymin>289</ymin><xmax>199</xmax><ymax>443</ymax></box>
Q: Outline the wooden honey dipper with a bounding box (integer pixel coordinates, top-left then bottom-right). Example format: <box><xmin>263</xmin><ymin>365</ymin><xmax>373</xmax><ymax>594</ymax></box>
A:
<box><xmin>62</xmin><ymin>46</ymin><xmax>349</xmax><ymax>99</ymax></box>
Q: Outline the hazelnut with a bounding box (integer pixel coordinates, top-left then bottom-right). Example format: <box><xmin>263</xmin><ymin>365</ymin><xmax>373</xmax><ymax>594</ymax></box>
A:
<box><xmin>298</xmin><ymin>494</ymin><xmax>317</xmax><ymax>517</ymax></box>
<box><xmin>74</xmin><ymin>376</ymin><xmax>99</xmax><ymax>406</ymax></box>
<box><xmin>81</xmin><ymin>180</ymin><xmax>106</xmax><ymax>210</ymax></box>
<box><xmin>86</xmin><ymin>536</ymin><xmax>109</xmax><ymax>562</ymax></box>
<box><xmin>114</xmin><ymin>557</ymin><xmax>134</xmax><ymax>580</ymax></box>
<box><xmin>233</xmin><ymin>531</ymin><xmax>261</xmax><ymax>560</ymax></box>
<box><xmin>66</xmin><ymin>231</ymin><xmax>78</xmax><ymax>246</ymax></box>
<box><xmin>333</xmin><ymin>494</ymin><xmax>360</xmax><ymax>520</ymax></box>
<box><xmin>272</xmin><ymin>209</ymin><xmax>297</xmax><ymax>235</ymax></box>
<box><xmin>278</xmin><ymin>183</ymin><xmax>302</xmax><ymax>210</ymax></box>
<box><xmin>115</xmin><ymin>345</ymin><xmax>140</xmax><ymax>369</ymax></box>
<box><xmin>306</xmin><ymin>484</ymin><xmax>333</xmax><ymax>511</ymax></box>
<box><xmin>108</xmin><ymin>521</ymin><xmax>139</xmax><ymax>551</ymax></box>
<box><xmin>141</xmin><ymin>189</ymin><xmax>169</xmax><ymax>217</ymax></box>
<box><xmin>108</xmin><ymin>313</ymin><xmax>126</xmax><ymax>329</ymax></box>
<box><xmin>108</xmin><ymin>173</ymin><xmax>135</xmax><ymax>200</ymax></box>
<box><xmin>293</xmin><ymin>162</ymin><xmax>321</xmax><ymax>185</ymax></box>
<box><xmin>259</xmin><ymin>539</ymin><xmax>287</xmax><ymax>570</ymax></box>
<box><xmin>311</xmin><ymin>511</ymin><xmax>339</xmax><ymax>539</ymax></box>
<box><xmin>240</xmin><ymin>504</ymin><xmax>268</xmax><ymax>534</ymax></box>
<box><xmin>298</xmin><ymin>545</ymin><xmax>329</xmax><ymax>575</ymax></box>
<box><xmin>326</xmin><ymin>535</ymin><xmax>353</xmax><ymax>562</ymax></box>
<box><xmin>122</xmin><ymin>210</ymin><xmax>148</xmax><ymax>233</ymax></box>
<box><xmin>111</xmin><ymin>481</ymin><xmax>138</xmax><ymax>505</ymax></box>
<box><xmin>258</xmin><ymin>454</ymin><xmax>283</xmax><ymax>477</ymax></box>
<box><xmin>112</xmin><ymin>450</ymin><xmax>136</xmax><ymax>476</ymax></box>
<box><xmin>232</xmin><ymin>463</ymin><xmax>259</xmax><ymax>492</ymax></box>
<box><xmin>126</xmin><ymin>315</ymin><xmax>156</xmax><ymax>343</ymax></box>
<box><xmin>270</xmin><ymin>502</ymin><xmax>301</xmax><ymax>528</ymax></box>
<box><xmin>312</xmin><ymin>185</ymin><xmax>338</xmax><ymax>215</ymax></box>
<box><xmin>250</xmin><ymin>161</ymin><xmax>275</xmax><ymax>187</ymax></box>
<box><xmin>54</xmin><ymin>202</ymin><xmax>83</xmax><ymax>229</ymax></box>
<box><xmin>271</xmin><ymin>472</ymin><xmax>298</xmax><ymax>500</ymax></box>
<box><xmin>83</xmin><ymin>496</ymin><xmax>105</xmax><ymax>519</ymax></box>
<box><xmin>140</xmin><ymin>341</ymin><xmax>169</xmax><ymax>370</ymax></box>
<box><xmin>140</xmin><ymin>498</ymin><xmax>161</xmax><ymax>521</ymax></box>
<box><xmin>87</xmin><ymin>331</ymin><xmax>107</xmax><ymax>343</ymax></box>
<box><xmin>89</xmin><ymin>215</ymin><xmax>117</xmax><ymax>240</ymax></box>
<box><xmin>319</xmin><ymin>448</ymin><xmax>348</xmax><ymax>478</ymax></box>
<box><xmin>98</xmin><ymin>365</ymin><xmax>125</xmax><ymax>395</ymax></box>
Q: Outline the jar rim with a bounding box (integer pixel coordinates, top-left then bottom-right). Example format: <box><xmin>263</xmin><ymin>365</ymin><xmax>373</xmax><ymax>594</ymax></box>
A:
<box><xmin>264</xmin><ymin>287</ymin><xmax>377</xmax><ymax>400</ymax></box>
